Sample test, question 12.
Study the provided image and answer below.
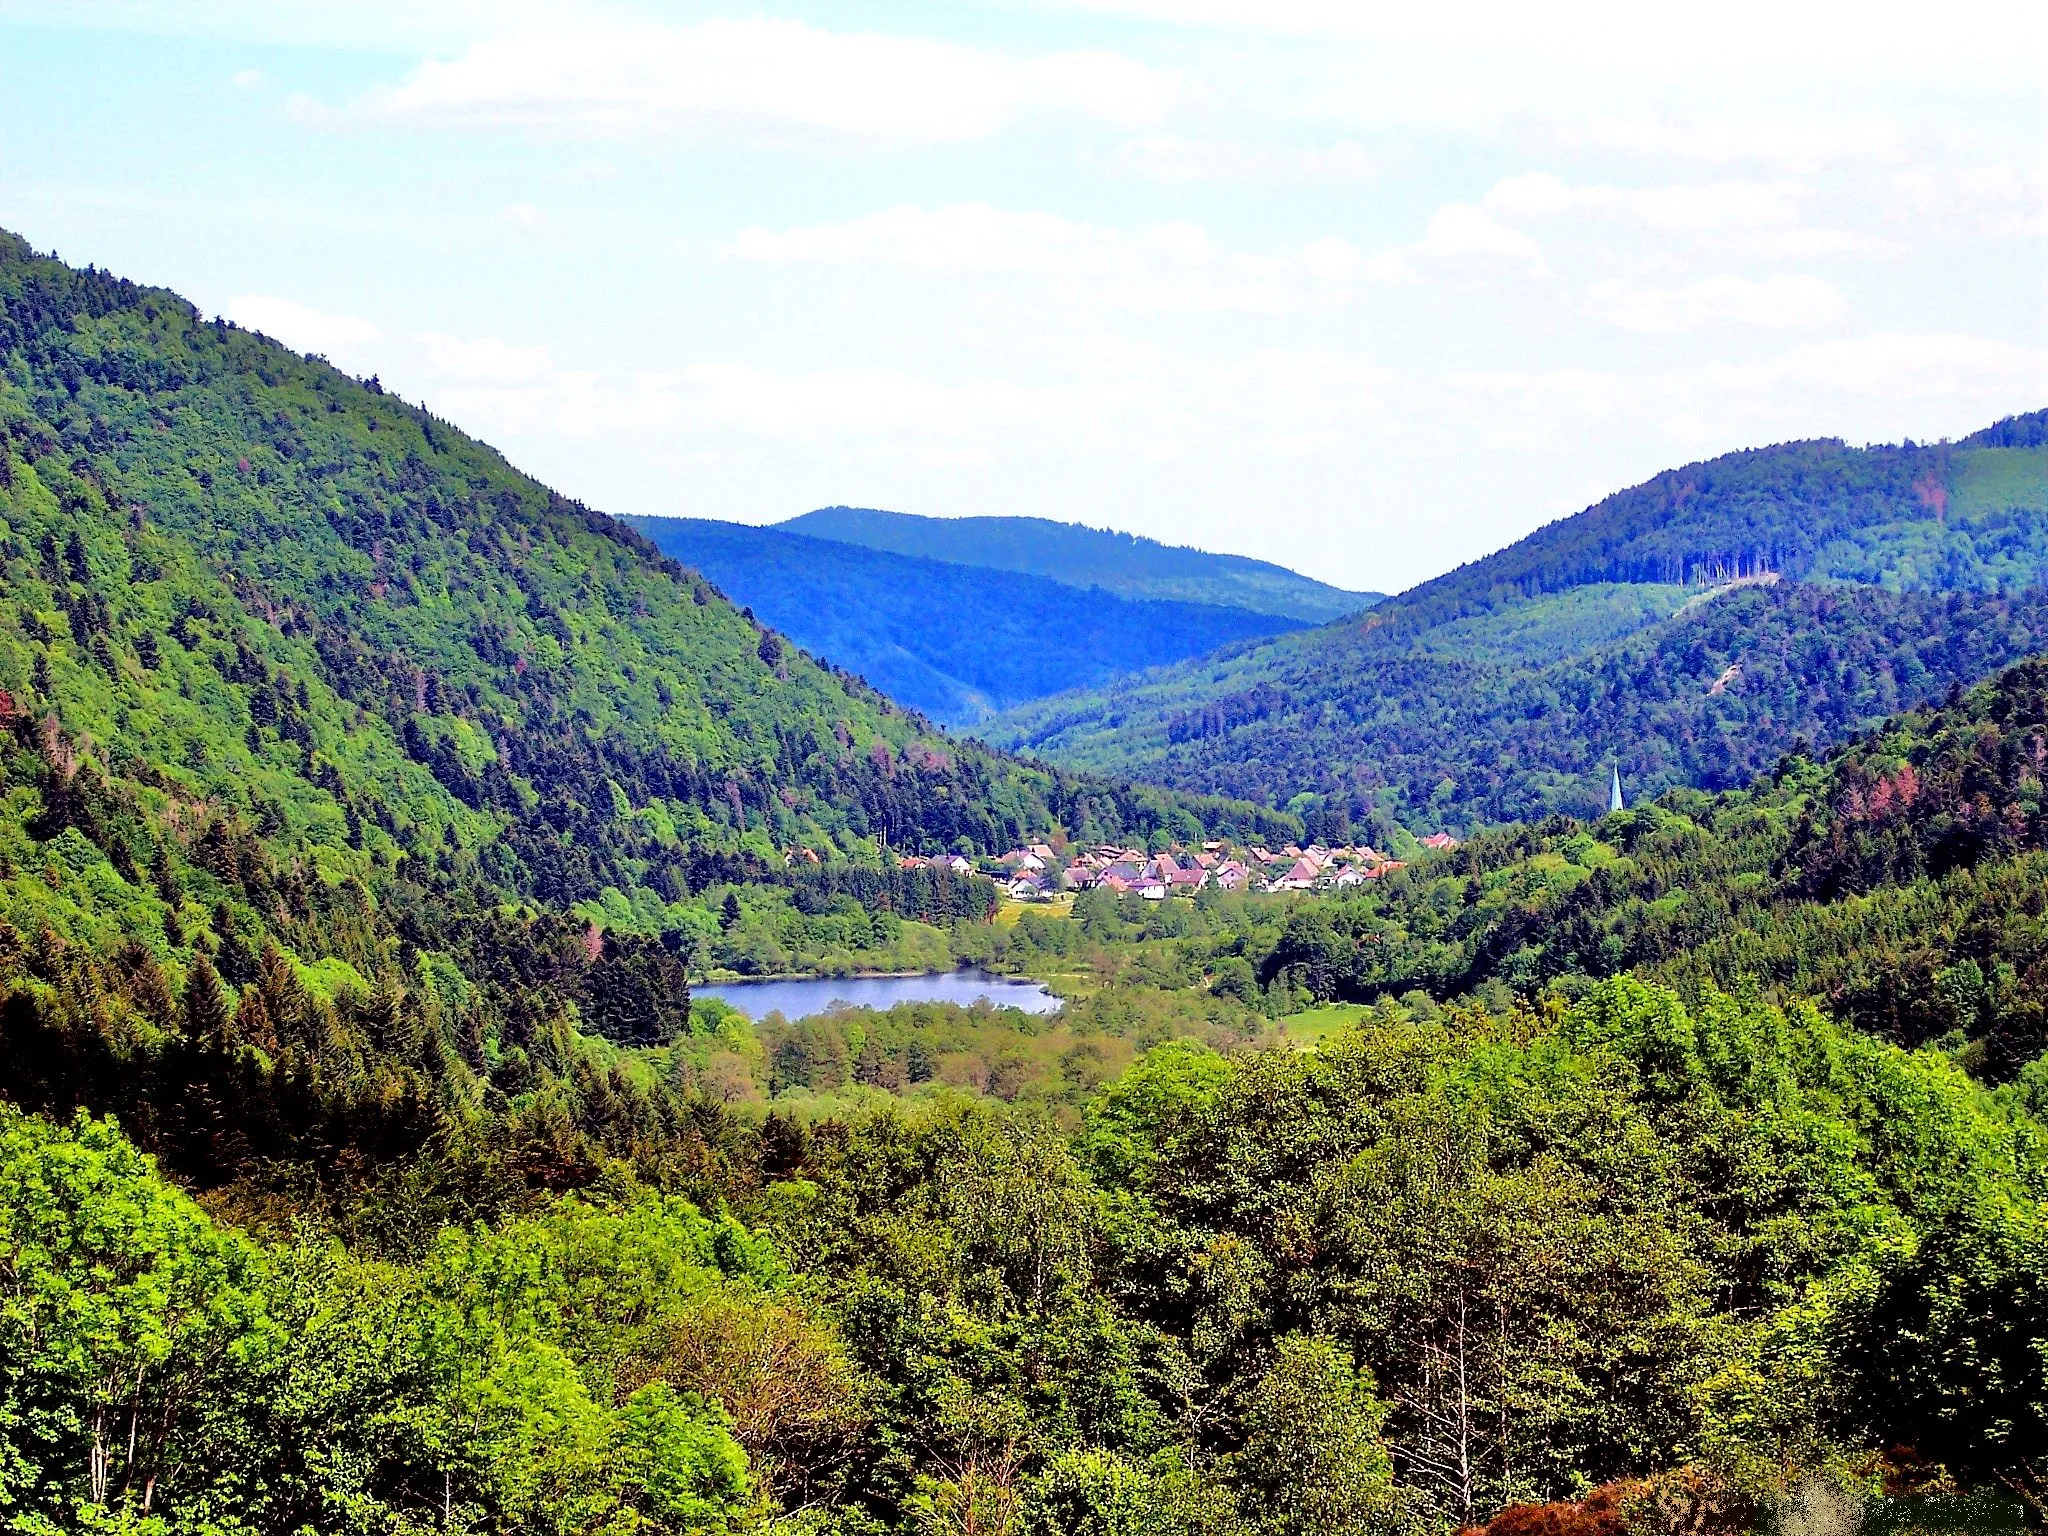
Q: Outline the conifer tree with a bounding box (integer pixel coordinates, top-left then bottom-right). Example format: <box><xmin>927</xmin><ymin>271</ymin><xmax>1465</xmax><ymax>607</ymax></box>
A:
<box><xmin>181</xmin><ymin>954</ymin><xmax>231</xmax><ymax>1046</ymax></box>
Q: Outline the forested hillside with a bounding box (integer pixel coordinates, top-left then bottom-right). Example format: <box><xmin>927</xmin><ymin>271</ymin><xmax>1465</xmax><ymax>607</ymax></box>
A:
<box><xmin>2</xmin><ymin>226</ymin><xmax>2044</xmax><ymax>1536</ymax></box>
<box><xmin>779</xmin><ymin>504</ymin><xmax>1379</xmax><ymax>620</ymax></box>
<box><xmin>0</xmin><ymin>220</ymin><xmax>1279</xmax><ymax>1254</ymax></box>
<box><xmin>1350</xmin><ymin>423</ymin><xmax>2048</xmax><ymax>640</ymax></box>
<box><xmin>9</xmin><ymin>970</ymin><xmax>2045</xmax><ymax>1536</ymax></box>
<box><xmin>626</xmin><ymin>515</ymin><xmax>1308</xmax><ymax>723</ymax></box>
<box><xmin>0</xmin><ymin>229</ymin><xmax>1305</xmax><ymax>912</ymax></box>
<box><xmin>990</xmin><ymin>424</ymin><xmax>2048</xmax><ymax>829</ymax></box>
<box><xmin>1232</xmin><ymin>649</ymin><xmax>2048</xmax><ymax>1080</ymax></box>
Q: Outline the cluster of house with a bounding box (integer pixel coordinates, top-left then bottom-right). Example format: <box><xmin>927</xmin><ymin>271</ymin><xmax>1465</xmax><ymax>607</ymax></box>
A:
<box><xmin>963</xmin><ymin>833</ymin><xmax>1460</xmax><ymax>902</ymax></box>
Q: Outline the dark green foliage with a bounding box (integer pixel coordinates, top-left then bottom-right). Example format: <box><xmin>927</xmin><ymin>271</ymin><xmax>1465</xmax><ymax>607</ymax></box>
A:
<box><xmin>1</xmin><ymin>233</ymin><xmax>2044</xmax><ymax>1536</ymax></box>
<box><xmin>0</xmin><ymin>228</ymin><xmax>1306</xmax><ymax>1185</ymax></box>
<box><xmin>1964</xmin><ymin>408</ymin><xmax>2048</xmax><ymax>449</ymax></box>
<box><xmin>627</xmin><ymin>515</ymin><xmax>1311</xmax><ymax>724</ymax></box>
<box><xmin>1087</xmin><ymin>979</ymin><xmax>2048</xmax><ymax>1523</ymax></box>
<box><xmin>990</xmin><ymin>431</ymin><xmax>2048</xmax><ymax>828</ymax></box>
<box><xmin>1002</xmin><ymin>581</ymin><xmax>2048</xmax><ymax>825</ymax></box>
<box><xmin>1226</xmin><ymin>653</ymin><xmax>2048</xmax><ymax>1082</ymax></box>
<box><xmin>778</xmin><ymin>505</ymin><xmax>1379</xmax><ymax>621</ymax></box>
<box><xmin>9</xmin><ymin>972</ymin><xmax>2048</xmax><ymax>1533</ymax></box>
<box><xmin>0</xmin><ymin>228</ymin><xmax>1287</xmax><ymax>914</ymax></box>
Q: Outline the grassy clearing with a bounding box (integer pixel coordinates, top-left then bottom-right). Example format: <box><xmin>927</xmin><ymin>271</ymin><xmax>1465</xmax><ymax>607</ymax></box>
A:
<box><xmin>1280</xmin><ymin>1002</ymin><xmax>1372</xmax><ymax>1048</ymax></box>
<box><xmin>994</xmin><ymin>894</ymin><xmax>1075</xmax><ymax>926</ymax></box>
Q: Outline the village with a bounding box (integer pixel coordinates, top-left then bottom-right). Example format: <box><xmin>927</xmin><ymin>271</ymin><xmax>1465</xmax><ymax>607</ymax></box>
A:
<box><xmin>891</xmin><ymin>831</ymin><xmax>1461</xmax><ymax>902</ymax></box>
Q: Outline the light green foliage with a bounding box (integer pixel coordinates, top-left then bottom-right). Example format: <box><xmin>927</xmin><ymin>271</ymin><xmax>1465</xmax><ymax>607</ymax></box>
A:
<box><xmin>2</xmin><ymin>227</ymin><xmax>2047</xmax><ymax>1536</ymax></box>
<box><xmin>1412</xmin><ymin>582</ymin><xmax>1692</xmax><ymax>667</ymax></box>
<box><xmin>752</xmin><ymin>985</ymin><xmax>1262</xmax><ymax>1119</ymax></box>
<box><xmin>1017</xmin><ymin>1448</ymin><xmax>1237</xmax><ymax>1536</ymax></box>
<box><xmin>0</xmin><ymin>1105</ymin><xmax>271</xmax><ymax>1526</ymax></box>
<box><xmin>1228</xmin><ymin>1335</ymin><xmax>1397</xmax><ymax>1536</ymax></box>
<box><xmin>1074</xmin><ymin>978</ymin><xmax>2046</xmax><ymax>1526</ymax></box>
<box><xmin>0</xmin><ymin>1107</ymin><xmax>767</xmax><ymax>1535</ymax></box>
<box><xmin>1081</xmin><ymin>1039</ymin><xmax>1231</xmax><ymax>1187</ymax></box>
<box><xmin>6</xmin><ymin>972</ymin><xmax>2048</xmax><ymax>1533</ymax></box>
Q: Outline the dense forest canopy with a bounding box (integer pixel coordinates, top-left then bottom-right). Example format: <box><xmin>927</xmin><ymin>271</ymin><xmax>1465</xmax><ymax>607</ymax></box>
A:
<box><xmin>1231</xmin><ymin>652</ymin><xmax>2048</xmax><ymax>1083</ymax></box>
<box><xmin>5</xmin><ymin>974</ymin><xmax>2044</xmax><ymax>1536</ymax></box>
<box><xmin>0</xmin><ymin>228</ymin><xmax>2044</xmax><ymax>1536</ymax></box>
<box><xmin>989</xmin><ymin>424</ymin><xmax>2048</xmax><ymax>830</ymax></box>
<box><xmin>0</xmin><ymin>226</ymin><xmax>1300</xmax><ymax>991</ymax></box>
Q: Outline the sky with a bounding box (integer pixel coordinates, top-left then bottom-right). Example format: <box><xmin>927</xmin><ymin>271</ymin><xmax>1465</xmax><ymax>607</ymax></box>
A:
<box><xmin>0</xmin><ymin>1</ymin><xmax>2043</xmax><ymax>593</ymax></box>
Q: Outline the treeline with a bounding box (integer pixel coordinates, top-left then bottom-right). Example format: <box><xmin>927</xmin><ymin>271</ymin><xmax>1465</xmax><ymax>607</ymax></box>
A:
<box><xmin>0</xmin><ymin>229</ymin><xmax>1292</xmax><ymax>921</ymax></box>
<box><xmin>1293</xmin><ymin>412</ymin><xmax>2048</xmax><ymax>648</ymax></box>
<box><xmin>750</xmin><ymin>987</ymin><xmax>1259</xmax><ymax>1107</ymax></box>
<box><xmin>6</xmin><ymin>227</ymin><xmax>2048</xmax><ymax>1536</ymax></box>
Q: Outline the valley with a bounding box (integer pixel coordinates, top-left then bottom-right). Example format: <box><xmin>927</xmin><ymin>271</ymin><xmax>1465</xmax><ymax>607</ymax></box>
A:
<box><xmin>0</xmin><ymin>227</ymin><xmax>2044</xmax><ymax>1536</ymax></box>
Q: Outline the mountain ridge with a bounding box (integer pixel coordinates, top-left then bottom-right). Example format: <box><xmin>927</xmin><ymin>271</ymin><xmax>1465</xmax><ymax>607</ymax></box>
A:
<box><xmin>0</xmin><ymin>228</ymin><xmax>1300</xmax><ymax>997</ymax></box>
<box><xmin>986</xmin><ymin>419</ymin><xmax>2048</xmax><ymax>832</ymax></box>
<box><xmin>778</xmin><ymin>503</ymin><xmax>1379</xmax><ymax>621</ymax></box>
<box><xmin>625</xmin><ymin>514</ymin><xmax>1313</xmax><ymax>724</ymax></box>
<box><xmin>0</xmin><ymin>230</ymin><xmax>2045</xmax><ymax>1536</ymax></box>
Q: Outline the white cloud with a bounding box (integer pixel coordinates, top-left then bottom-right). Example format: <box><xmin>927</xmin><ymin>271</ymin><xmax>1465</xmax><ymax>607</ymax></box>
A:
<box><xmin>1419</xmin><ymin>204</ymin><xmax>1544</xmax><ymax>265</ymax></box>
<box><xmin>1483</xmin><ymin>172</ymin><xmax>1799</xmax><ymax>232</ymax></box>
<box><xmin>70</xmin><ymin>0</ymin><xmax>2033</xmax><ymax>593</ymax></box>
<box><xmin>412</xmin><ymin>360</ymin><xmax>1087</xmax><ymax>475</ymax></box>
<box><xmin>215</xmin><ymin>302</ymin><xmax>564</xmax><ymax>422</ymax></box>
<box><xmin>221</xmin><ymin>294</ymin><xmax>383</xmax><ymax>363</ymax></box>
<box><xmin>1885</xmin><ymin>163</ymin><xmax>2048</xmax><ymax>240</ymax></box>
<box><xmin>1038</xmin><ymin>0</ymin><xmax>2047</xmax><ymax>91</ymax></box>
<box><xmin>678</xmin><ymin>364</ymin><xmax>1064</xmax><ymax>440</ymax></box>
<box><xmin>0</xmin><ymin>0</ymin><xmax>566</xmax><ymax>50</ymax></box>
<box><xmin>728</xmin><ymin>204</ymin><xmax>1203</xmax><ymax>276</ymax></box>
<box><xmin>1552</xmin><ymin>115</ymin><xmax>1903</xmax><ymax>170</ymax></box>
<box><xmin>1715</xmin><ymin>331</ymin><xmax>2048</xmax><ymax>409</ymax></box>
<box><xmin>1480</xmin><ymin>172</ymin><xmax>1902</xmax><ymax>262</ymax></box>
<box><xmin>1108</xmin><ymin>134</ymin><xmax>1375</xmax><ymax>183</ymax></box>
<box><xmin>379</xmin><ymin>326</ymin><xmax>1394</xmax><ymax>498</ymax></box>
<box><xmin>1366</xmin><ymin>203</ymin><xmax>1547</xmax><ymax>282</ymax></box>
<box><xmin>1588</xmin><ymin>273</ymin><xmax>1850</xmax><ymax>333</ymax></box>
<box><xmin>359</xmin><ymin>18</ymin><xmax>1176</xmax><ymax>143</ymax></box>
<box><xmin>726</xmin><ymin>203</ymin><xmax>1365</xmax><ymax>313</ymax></box>
<box><xmin>415</xmin><ymin>331</ymin><xmax>553</xmax><ymax>383</ymax></box>
<box><xmin>1438</xmin><ymin>331</ymin><xmax>2047</xmax><ymax>458</ymax></box>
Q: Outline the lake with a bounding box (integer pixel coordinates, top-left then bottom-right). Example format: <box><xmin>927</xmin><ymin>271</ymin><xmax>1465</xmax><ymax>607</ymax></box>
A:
<box><xmin>695</xmin><ymin>968</ymin><xmax>1063</xmax><ymax>1022</ymax></box>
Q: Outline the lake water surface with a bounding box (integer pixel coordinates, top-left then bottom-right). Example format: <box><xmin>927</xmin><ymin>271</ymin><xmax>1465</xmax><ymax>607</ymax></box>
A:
<box><xmin>695</xmin><ymin>969</ymin><xmax>1062</xmax><ymax>1022</ymax></box>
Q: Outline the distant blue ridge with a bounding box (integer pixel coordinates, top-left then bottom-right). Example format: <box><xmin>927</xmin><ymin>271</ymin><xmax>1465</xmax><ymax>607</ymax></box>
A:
<box><xmin>777</xmin><ymin>505</ymin><xmax>1379</xmax><ymax>623</ymax></box>
<box><xmin>626</xmin><ymin>514</ymin><xmax>1323</xmax><ymax>725</ymax></box>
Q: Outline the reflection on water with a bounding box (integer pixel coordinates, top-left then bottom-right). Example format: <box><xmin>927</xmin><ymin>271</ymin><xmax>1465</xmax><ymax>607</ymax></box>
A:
<box><xmin>694</xmin><ymin>968</ymin><xmax>1062</xmax><ymax>1022</ymax></box>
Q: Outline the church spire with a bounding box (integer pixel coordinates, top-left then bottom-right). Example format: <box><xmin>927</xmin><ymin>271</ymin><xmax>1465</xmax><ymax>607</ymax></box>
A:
<box><xmin>1609</xmin><ymin>764</ymin><xmax>1625</xmax><ymax>814</ymax></box>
